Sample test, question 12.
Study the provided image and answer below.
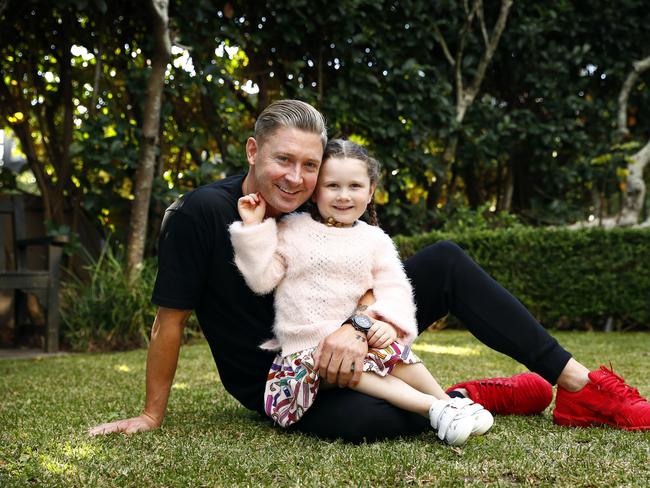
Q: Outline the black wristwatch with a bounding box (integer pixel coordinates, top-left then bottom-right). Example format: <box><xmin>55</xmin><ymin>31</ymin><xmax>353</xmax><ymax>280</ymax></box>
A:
<box><xmin>344</xmin><ymin>314</ymin><xmax>373</xmax><ymax>334</ymax></box>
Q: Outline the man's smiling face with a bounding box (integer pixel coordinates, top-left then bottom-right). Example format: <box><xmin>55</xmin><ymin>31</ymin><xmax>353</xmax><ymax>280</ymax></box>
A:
<box><xmin>246</xmin><ymin>127</ymin><xmax>324</xmax><ymax>217</ymax></box>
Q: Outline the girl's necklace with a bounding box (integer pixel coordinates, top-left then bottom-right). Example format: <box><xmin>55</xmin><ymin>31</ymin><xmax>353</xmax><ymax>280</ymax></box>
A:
<box><xmin>309</xmin><ymin>205</ymin><xmax>352</xmax><ymax>227</ymax></box>
<box><xmin>323</xmin><ymin>216</ymin><xmax>346</xmax><ymax>227</ymax></box>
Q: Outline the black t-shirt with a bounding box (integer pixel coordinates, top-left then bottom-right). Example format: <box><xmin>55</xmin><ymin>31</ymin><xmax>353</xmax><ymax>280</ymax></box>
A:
<box><xmin>152</xmin><ymin>174</ymin><xmax>276</xmax><ymax>412</ymax></box>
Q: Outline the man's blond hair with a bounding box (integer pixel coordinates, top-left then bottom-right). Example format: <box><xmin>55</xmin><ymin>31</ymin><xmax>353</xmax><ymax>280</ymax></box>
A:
<box><xmin>254</xmin><ymin>100</ymin><xmax>327</xmax><ymax>148</ymax></box>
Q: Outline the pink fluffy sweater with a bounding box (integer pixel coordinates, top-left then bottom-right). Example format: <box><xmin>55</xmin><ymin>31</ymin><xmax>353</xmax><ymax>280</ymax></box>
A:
<box><xmin>229</xmin><ymin>213</ymin><xmax>418</xmax><ymax>357</ymax></box>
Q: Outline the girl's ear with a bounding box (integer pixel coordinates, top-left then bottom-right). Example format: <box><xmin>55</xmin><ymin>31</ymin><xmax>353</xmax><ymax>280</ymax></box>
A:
<box><xmin>368</xmin><ymin>182</ymin><xmax>378</xmax><ymax>203</ymax></box>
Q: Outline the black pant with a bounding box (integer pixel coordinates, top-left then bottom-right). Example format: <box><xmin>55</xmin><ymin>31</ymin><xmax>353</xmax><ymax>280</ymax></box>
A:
<box><xmin>293</xmin><ymin>241</ymin><xmax>572</xmax><ymax>443</ymax></box>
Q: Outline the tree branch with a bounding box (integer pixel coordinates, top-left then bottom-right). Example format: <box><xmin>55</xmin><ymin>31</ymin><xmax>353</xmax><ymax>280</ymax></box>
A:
<box><xmin>455</xmin><ymin>47</ymin><xmax>464</xmax><ymax>112</ymax></box>
<box><xmin>476</xmin><ymin>0</ymin><xmax>490</xmax><ymax>49</ymax></box>
<box><xmin>632</xmin><ymin>138</ymin><xmax>650</xmax><ymax>166</ymax></box>
<box><xmin>0</xmin><ymin>76</ymin><xmax>53</xmax><ymax>218</ymax></box>
<box><xmin>433</xmin><ymin>24</ymin><xmax>455</xmax><ymax>67</ymax></box>
<box><xmin>454</xmin><ymin>7</ymin><xmax>476</xmax><ymax>111</ymax></box>
<box><xmin>454</xmin><ymin>0</ymin><xmax>491</xmax><ymax>122</ymax></box>
<box><xmin>633</xmin><ymin>55</ymin><xmax>650</xmax><ymax>74</ymax></box>
<box><xmin>56</xmin><ymin>29</ymin><xmax>75</xmax><ymax>194</ymax></box>
<box><xmin>465</xmin><ymin>0</ymin><xmax>513</xmax><ymax>104</ymax></box>
<box><xmin>90</xmin><ymin>46</ymin><xmax>103</xmax><ymax>116</ymax></box>
<box><xmin>466</xmin><ymin>0</ymin><xmax>480</xmax><ymax>25</ymax></box>
<box><xmin>150</xmin><ymin>0</ymin><xmax>172</xmax><ymax>46</ymax></box>
<box><xmin>617</xmin><ymin>55</ymin><xmax>650</xmax><ymax>137</ymax></box>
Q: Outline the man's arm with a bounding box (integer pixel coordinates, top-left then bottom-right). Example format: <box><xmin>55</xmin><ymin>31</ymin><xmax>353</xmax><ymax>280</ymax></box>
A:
<box><xmin>313</xmin><ymin>290</ymin><xmax>377</xmax><ymax>388</ymax></box>
<box><xmin>88</xmin><ymin>307</ymin><xmax>191</xmax><ymax>435</ymax></box>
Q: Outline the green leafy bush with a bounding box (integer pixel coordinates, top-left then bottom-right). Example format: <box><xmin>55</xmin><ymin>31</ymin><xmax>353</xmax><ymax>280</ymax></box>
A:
<box><xmin>60</xmin><ymin>227</ymin><xmax>647</xmax><ymax>353</ymax></box>
<box><xmin>60</xmin><ymin>246</ymin><xmax>158</xmax><ymax>351</ymax></box>
<box><xmin>395</xmin><ymin>227</ymin><xmax>650</xmax><ymax>330</ymax></box>
<box><xmin>441</xmin><ymin>202</ymin><xmax>523</xmax><ymax>233</ymax></box>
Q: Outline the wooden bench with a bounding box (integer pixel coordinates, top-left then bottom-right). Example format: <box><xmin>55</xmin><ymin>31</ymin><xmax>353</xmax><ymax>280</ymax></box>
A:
<box><xmin>0</xmin><ymin>195</ymin><xmax>68</xmax><ymax>352</ymax></box>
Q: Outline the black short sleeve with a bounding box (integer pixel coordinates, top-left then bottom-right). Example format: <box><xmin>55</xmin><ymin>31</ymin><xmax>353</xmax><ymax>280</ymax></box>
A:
<box><xmin>152</xmin><ymin>200</ymin><xmax>214</xmax><ymax>310</ymax></box>
<box><xmin>151</xmin><ymin>178</ymin><xmax>241</xmax><ymax>310</ymax></box>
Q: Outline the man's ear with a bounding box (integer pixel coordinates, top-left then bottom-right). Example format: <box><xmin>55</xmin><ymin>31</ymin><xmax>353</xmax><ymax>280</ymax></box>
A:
<box><xmin>245</xmin><ymin>137</ymin><xmax>258</xmax><ymax>167</ymax></box>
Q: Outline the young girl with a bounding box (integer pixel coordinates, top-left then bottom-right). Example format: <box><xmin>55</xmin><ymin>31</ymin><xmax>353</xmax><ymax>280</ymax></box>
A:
<box><xmin>229</xmin><ymin>139</ymin><xmax>493</xmax><ymax>446</ymax></box>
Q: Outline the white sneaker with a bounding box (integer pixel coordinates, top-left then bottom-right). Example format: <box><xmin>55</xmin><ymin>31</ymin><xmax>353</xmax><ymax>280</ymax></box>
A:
<box><xmin>429</xmin><ymin>399</ymin><xmax>475</xmax><ymax>446</ymax></box>
<box><xmin>451</xmin><ymin>397</ymin><xmax>494</xmax><ymax>435</ymax></box>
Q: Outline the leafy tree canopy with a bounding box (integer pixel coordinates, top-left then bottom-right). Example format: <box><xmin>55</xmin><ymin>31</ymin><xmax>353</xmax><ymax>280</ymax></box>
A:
<box><xmin>1</xmin><ymin>0</ymin><xmax>648</xmax><ymax>247</ymax></box>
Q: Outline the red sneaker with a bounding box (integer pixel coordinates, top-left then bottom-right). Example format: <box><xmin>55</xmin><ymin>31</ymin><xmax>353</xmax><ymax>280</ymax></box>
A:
<box><xmin>446</xmin><ymin>372</ymin><xmax>553</xmax><ymax>415</ymax></box>
<box><xmin>553</xmin><ymin>365</ymin><xmax>650</xmax><ymax>430</ymax></box>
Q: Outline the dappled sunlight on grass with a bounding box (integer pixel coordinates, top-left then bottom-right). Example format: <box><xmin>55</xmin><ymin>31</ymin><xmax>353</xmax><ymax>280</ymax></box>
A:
<box><xmin>40</xmin><ymin>453</ymin><xmax>78</xmax><ymax>476</ymax></box>
<box><xmin>2</xmin><ymin>331</ymin><xmax>649</xmax><ymax>486</ymax></box>
<box><xmin>411</xmin><ymin>343</ymin><xmax>481</xmax><ymax>356</ymax></box>
<box><xmin>203</xmin><ymin>371</ymin><xmax>219</xmax><ymax>380</ymax></box>
<box><xmin>61</xmin><ymin>441</ymin><xmax>98</xmax><ymax>460</ymax></box>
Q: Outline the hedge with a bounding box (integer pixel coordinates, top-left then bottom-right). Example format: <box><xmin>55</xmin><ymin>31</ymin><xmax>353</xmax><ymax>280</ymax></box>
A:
<box><xmin>61</xmin><ymin>227</ymin><xmax>649</xmax><ymax>351</ymax></box>
<box><xmin>394</xmin><ymin>227</ymin><xmax>650</xmax><ymax>331</ymax></box>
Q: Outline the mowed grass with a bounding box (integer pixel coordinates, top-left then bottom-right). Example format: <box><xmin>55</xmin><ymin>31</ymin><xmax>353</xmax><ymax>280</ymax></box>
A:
<box><xmin>1</xmin><ymin>330</ymin><xmax>649</xmax><ymax>487</ymax></box>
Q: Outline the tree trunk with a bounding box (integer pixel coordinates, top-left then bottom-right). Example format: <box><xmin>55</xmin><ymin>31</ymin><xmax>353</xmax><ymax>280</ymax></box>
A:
<box><xmin>617</xmin><ymin>56</ymin><xmax>650</xmax><ymax>226</ymax></box>
<box><xmin>618</xmin><ymin>139</ymin><xmax>650</xmax><ymax>226</ymax></box>
<box><xmin>568</xmin><ymin>55</ymin><xmax>650</xmax><ymax>230</ymax></box>
<box><xmin>498</xmin><ymin>159</ymin><xmax>514</xmax><ymax>212</ymax></box>
<box><xmin>461</xmin><ymin>163</ymin><xmax>482</xmax><ymax>208</ymax></box>
<box><xmin>126</xmin><ymin>0</ymin><xmax>171</xmax><ymax>280</ymax></box>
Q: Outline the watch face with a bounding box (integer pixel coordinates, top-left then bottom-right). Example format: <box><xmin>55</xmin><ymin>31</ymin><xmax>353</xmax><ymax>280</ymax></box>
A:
<box><xmin>352</xmin><ymin>315</ymin><xmax>373</xmax><ymax>330</ymax></box>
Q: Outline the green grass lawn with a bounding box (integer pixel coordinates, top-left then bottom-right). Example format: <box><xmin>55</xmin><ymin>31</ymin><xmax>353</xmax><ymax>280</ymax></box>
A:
<box><xmin>1</xmin><ymin>330</ymin><xmax>649</xmax><ymax>487</ymax></box>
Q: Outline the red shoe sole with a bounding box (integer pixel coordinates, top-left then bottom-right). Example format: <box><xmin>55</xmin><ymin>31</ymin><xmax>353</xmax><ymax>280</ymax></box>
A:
<box><xmin>553</xmin><ymin>412</ymin><xmax>650</xmax><ymax>431</ymax></box>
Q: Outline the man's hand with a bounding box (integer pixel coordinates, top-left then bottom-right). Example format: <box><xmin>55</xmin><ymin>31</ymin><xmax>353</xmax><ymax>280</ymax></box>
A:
<box><xmin>87</xmin><ymin>307</ymin><xmax>189</xmax><ymax>437</ymax></box>
<box><xmin>88</xmin><ymin>413</ymin><xmax>160</xmax><ymax>436</ymax></box>
<box><xmin>238</xmin><ymin>192</ymin><xmax>266</xmax><ymax>225</ymax></box>
<box><xmin>367</xmin><ymin>319</ymin><xmax>398</xmax><ymax>349</ymax></box>
<box><xmin>313</xmin><ymin>324</ymin><xmax>368</xmax><ymax>388</ymax></box>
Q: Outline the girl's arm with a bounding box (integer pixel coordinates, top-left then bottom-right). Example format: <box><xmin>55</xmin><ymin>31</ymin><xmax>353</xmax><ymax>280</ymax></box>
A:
<box><xmin>229</xmin><ymin>197</ymin><xmax>287</xmax><ymax>294</ymax></box>
<box><xmin>366</xmin><ymin>233</ymin><xmax>418</xmax><ymax>344</ymax></box>
<box><xmin>349</xmin><ymin>290</ymin><xmax>399</xmax><ymax>349</ymax></box>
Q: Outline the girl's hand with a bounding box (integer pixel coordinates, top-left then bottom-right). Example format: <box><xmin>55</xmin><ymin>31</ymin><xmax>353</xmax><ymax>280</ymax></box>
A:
<box><xmin>367</xmin><ymin>319</ymin><xmax>398</xmax><ymax>349</ymax></box>
<box><xmin>237</xmin><ymin>192</ymin><xmax>266</xmax><ymax>225</ymax></box>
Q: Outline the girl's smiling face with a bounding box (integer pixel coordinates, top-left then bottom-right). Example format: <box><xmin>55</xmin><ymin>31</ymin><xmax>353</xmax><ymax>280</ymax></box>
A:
<box><xmin>313</xmin><ymin>157</ymin><xmax>376</xmax><ymax>226</ymax></box>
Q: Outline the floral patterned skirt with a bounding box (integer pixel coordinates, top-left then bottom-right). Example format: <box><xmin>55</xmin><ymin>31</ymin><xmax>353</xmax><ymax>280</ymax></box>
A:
<box><xmin>263</xmin><ymin>342</ymin><xmax>421</xmax><ymax>427</ymax></box>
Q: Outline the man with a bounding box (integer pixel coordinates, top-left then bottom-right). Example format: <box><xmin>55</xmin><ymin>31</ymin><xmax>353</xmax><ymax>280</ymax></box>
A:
<box><xmin>90</xmin><ymin>100</ymin><xmax>650</xmax><ymax>441</ymax></box>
